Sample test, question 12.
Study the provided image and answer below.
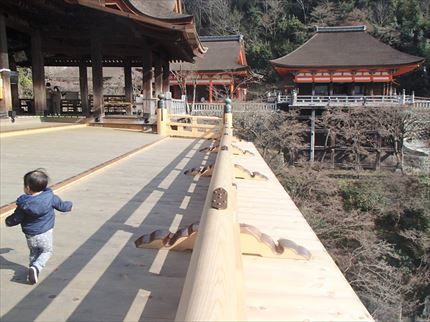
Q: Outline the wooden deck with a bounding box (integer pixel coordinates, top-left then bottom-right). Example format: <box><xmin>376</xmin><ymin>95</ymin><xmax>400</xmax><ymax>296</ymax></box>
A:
<box><xmin>1</xmin><ymin>122</ymin><xmax>373</xmax><ymax>321</ymax></box>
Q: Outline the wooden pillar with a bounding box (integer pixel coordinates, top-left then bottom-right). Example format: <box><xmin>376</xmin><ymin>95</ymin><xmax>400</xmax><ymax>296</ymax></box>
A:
<box><xmin>162</xmin><ymin>59</ymin><xmax>170</xmax><ymax>94</ymax></box>
<box><xmin>310</xmin><ymin>109</ymin><xmax>315</xmax><ymax>162</ymax></box>
<box><xmin>376</xmin><ymin>133</ymin><xmax>381</xmax><ymax>170</ymax></box>
<box><xmin>154</xmin><ymin>54</ymin><xmax>163</xmax><ymax>96</ymax></box>
<box><xmin>209</xmin><ymin>80</ymin><xmax>213</xmax><ymax>103</ymax></box>
<box><xmin>331</xmin><ymin>132</ymin><xmax>336</xmax><ymax>169</ymax></box>
<box><xmin>31</xmin><ymin>30</ymin><xmax>46</xmax><ymax>115</ymax></box>
<box><xmin>79</xmin><ymin>60</ymin><xmax>89</xmax><ymax>116</ymax></box>
<box><xmin>142</xmin><ymin>47</ymin><xmax>152</xmax><ymax>99</ymax></box>
<box><xmin>91</xmin><ymin>34</ymin><xmax>103</xmax><ymax>117</ymax></box>
<box><xmin>229</xmin><ymin>81</ymin><xmax>234</xmax><ymax>98</ymax></box>
<box><xmin>10</xmin><ymin>62</ymin><xmax>20</xmax><ymax>112</ymax></box>
<box><xmin>124</xmin><ymin>57</ymin><xmax>132</xmax><ymax>102</ymax></box>
<box><xmin>0</xmin><ymin>14</ymin><xmax>12</xmax><ymax>114</ymax></box>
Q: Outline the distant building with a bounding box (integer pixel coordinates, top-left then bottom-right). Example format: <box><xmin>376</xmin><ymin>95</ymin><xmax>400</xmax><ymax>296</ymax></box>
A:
<box><xmin>270</xmin><ymin>26</ymin><xmax>424</xmax><ymax>96</ymax></box>
<box><xmin>170</xmin><ymin>35</ymin><xmax>249</xmax><ymax>102</ymax></box>
<box><xmin>0</xmin><ymin>0</ymin><xmax>203</xmax><ymax>116</ymax></box>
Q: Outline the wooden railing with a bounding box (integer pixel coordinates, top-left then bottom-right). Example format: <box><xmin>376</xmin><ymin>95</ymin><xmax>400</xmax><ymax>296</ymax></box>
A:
<box><xmin>166</xmin><ymin>114</ymin><xmax>222</xmax><ymax>139</ymax></box>
<box><xmin>175</xmin><ymin>105</ymin><xmax>246</xmax><ymax>321</ymax></box>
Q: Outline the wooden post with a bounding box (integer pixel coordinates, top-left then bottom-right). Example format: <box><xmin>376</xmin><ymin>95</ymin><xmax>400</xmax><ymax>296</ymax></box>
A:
<box><xmin>209</xmin><ymin>80</ymin><xmax>213</xmax><ymax>103</ymax></box>
<box><xmin>331</xmin><ymin>132</ymin><xmax>336</xmax><ymax>169</ymax></box>
<box><xmin>31</xmin><ymin>30</ymin><xmax>46</xmax><ymax>115</ymax></box>
<box><xmin>10</xmin><ymin>62</ymin><xmax>20</xmax><ymax>113</ymax></box>
<box><xmin>229</xmin><ymin>81</ymin><xmax>234</xmax><ymax>99</ymax></box>
<box><xmin>124</xmin><ymin>57</ymin><xmax>132</xmax><ymax>103</ymax></box>
<box><xmin>0</xmin><ymin>14</ymin><xmax>12</xmax><ymax>115</ymax></box>
<box><xmin>310</xmin><ymin>109</ymin><xmax>315</xmax><ymax>162</ymax></box>
<box><xmin>79</xmin><ymin>60</ymin><xmax>89</xmax><ymax>116</ymax></box>
<box><xmin>154</xmin><ymin>54</ymin><xmax>163</xmax><ymax>96</ymax></box>
<box><xmin>376</xmin><ymin>133</ymin><xmax>381</xmax><ymax>170</ymax></box>
<box><xmin>162</xmin><ymin>58</ymin><xmax>170</xmax><ymax>94</ymax></box>
<box><xmin>91</xmin><ymin>34</ymin><xmax>103</xmax><ymax>118</ymax></box>
<box><xmin>142</xmin><ymin>47</ymin><xmax>152</xmax><ymax>98</ymax></box>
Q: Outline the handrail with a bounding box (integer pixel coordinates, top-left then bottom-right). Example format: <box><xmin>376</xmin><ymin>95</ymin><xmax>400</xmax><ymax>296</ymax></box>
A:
<box><xmin>175</xmin><ymin>99</ymin><xmax>246</xmax><ymax>321</ymax></box>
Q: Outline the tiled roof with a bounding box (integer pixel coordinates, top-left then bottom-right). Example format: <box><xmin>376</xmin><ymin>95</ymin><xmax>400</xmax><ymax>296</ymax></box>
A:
<box><xmin>270</xmin><ymin>26</ymin><xmax>424</xmax><ymax>68</ymax></box>
<box><xmin>171</xmin><ymin>35</ymin><xmax>247</xmax><ymax>72</ymax></box>
<box><xmin>127</xmin><ymin>0</ymin><xmax>191</xmax><ymax>20</ymax></box>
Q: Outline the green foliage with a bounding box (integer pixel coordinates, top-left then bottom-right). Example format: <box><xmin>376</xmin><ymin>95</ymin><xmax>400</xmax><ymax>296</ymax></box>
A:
<box><xmin>339</xmin><ymin>180</ymin><xmax>385</xmax><ymax>212</ymax></box>
<box><xmin>184</xmin><ymin>0</ymin><xmax>430</xmax><ymax>95</ymax></box>
<box><xmin>17</xmin><ymin>67</ymin><xmax>33</xmax><ymax>98</ymax></box>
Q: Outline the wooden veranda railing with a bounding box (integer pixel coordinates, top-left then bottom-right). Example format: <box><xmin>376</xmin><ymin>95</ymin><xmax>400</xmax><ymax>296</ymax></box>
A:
<box><xmin>147</xmin><ymin>96</ymin><xmax>246</xmax><ymax>320</ymax></box>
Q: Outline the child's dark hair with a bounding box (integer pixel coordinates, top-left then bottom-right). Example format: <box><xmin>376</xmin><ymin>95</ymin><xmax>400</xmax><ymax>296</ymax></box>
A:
<box><xmin>24</xmin><ymin>169</ymin><xmax>49</xmax><ymax>192</ymax></box>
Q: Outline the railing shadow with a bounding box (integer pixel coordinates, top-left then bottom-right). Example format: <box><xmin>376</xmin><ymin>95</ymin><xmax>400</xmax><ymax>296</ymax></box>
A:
<box><xmin>1</xmin><ymin>138</ymin><xmax>216</xmax><ymax>322</ymax></box>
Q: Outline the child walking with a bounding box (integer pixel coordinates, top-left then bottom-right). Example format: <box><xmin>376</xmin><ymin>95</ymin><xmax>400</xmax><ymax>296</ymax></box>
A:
<box><xmin>6</xmin><ymin>169</ymin><xmax>73</xmax><ymax>284</ymax></box>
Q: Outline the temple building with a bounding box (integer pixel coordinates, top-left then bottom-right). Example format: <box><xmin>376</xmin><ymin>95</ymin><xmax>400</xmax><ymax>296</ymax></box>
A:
<box><xmin>170</xmin><ymin>35</ymin><xmax>249</xmax><ymax>103</ymax></box>
<box><xmin>0</xmin><ymin>0</ymin><xmax>204</xmax><ymax>116</ymax></box>
<box><xmin>270</xmin><ymin>26</ymin><xmax>424</xmax><ymax>96</ymax></box>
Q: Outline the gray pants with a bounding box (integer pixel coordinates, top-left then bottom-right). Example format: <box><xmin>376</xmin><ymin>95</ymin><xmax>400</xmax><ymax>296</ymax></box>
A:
<box><xmin>25</xmin><ymin>229</ymin><xmax>53</xmax><ymax>272</ymax></box>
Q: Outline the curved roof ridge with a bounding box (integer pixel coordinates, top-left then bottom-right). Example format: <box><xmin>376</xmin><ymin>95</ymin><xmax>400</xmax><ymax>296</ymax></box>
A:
<box><xmin>315</xmin><ymin>25</ymin><xmax>366</xmax><ymax>33</ymax></box>
<box><xmin>200</xmin><ymin>35</ymin><xmax>243</xmax><ymax>42</ymax></box>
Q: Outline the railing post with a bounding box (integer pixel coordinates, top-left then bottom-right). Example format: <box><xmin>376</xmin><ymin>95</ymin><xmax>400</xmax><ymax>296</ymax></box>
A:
<box><xmin>411</xmin><ymin>91</ymin><xmax>415</xmax><ymax>105</ymax></box>
<box><xmin>402</xmin><ymin>89</ymin><xmax>406</xmax><ymax>105</ymax></box>
<box><xmin>157</xmin><ymin>93</ymin><xmax>167</xmax><ymax>136</ymax></box>
<box><xmin>292</xmin><ymin>90</ymin><xmax>297</xmax><ymax>105</ymax></box>
<box><xmin>224</xmin><ymin>97</ymin><xmax>233</xmax><ymax>127</ymax></box>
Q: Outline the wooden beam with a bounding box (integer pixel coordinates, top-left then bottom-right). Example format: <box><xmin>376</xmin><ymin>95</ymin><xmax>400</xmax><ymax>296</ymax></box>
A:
<box><xmin>91</xmin><ymin>32</ymin><xmax>103</xmax><ymax>117</ymax></box>
<box><xmin>79</xmin><ymin>60</ymin><xmax>89</xmax><ymax>116</ymax></box>
<box><xmin>31</xmin><ymin>30</ymin><xmax>46</xmax><ymax>115</ymax></box>
<box><xmin>0</xmin><ymin>14</ymin><xmax>12</xmax><ymax>114</ymax></box>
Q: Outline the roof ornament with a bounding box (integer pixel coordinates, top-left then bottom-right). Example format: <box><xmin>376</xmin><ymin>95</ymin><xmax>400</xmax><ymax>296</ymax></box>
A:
<box><xmin>315</xmin><ymin>25</ymin><xmax>367</xmax><ymax>33</ymax></box>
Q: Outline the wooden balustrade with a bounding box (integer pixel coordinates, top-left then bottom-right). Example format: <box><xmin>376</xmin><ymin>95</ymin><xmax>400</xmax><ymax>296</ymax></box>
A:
<box><xmin>175</xmin><ymin>112</ymin><xmax>247</xmax><ymax>321</ymax></box>
<box><xmin>166</xmin><ymin>114</ymin><xmax>222</xmax><ymax>139</ymax></box>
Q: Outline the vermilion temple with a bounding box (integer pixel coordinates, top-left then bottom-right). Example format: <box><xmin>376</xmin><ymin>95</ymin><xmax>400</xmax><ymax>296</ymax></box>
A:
<box><xmin>170</xmin><ymin>35</ymin><xmax>249</xmax><ymax>103</ymax></box>
<box><xmin>270</xmin><ymin>25</ymin><xmax>424</xmax><ymax>96</ymax></box>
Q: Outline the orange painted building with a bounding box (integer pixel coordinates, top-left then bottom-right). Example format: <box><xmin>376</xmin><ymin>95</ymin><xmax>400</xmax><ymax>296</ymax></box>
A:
<box><xmin>170</xmin><ymin>35</ymin><xmax>249</xmax><ymax>102</ymax></box>
<box><xmin>270</xmin><ymin>26</ymin><xmax>424</xmax><ymax>96</ymax></box>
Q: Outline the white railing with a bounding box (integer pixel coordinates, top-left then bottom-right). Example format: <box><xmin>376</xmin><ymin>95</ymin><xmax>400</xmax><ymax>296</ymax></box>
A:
<box><xmin>277</xmin><ymin>95</ymin><xmax>430</xmax><ymax>107</ymax></box>
<box><xmin>191</xmin><ymin>102</ymin><xmax>277</xmax><ymax>116</ymax></box>
<box><xmin>167</xmin><ymin>98</ymin><xmax>187</xmax><ymax>115</ymax></box>
<box><xmin>191</xmin><ymin>103</ymin><xmax>225</xmax><ymax>116</ymax></box>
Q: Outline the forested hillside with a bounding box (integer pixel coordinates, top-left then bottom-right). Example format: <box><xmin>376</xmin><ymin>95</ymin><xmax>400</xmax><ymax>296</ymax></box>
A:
<box><xmin>234</xmin><ymin>109</ymin><xmax>430</xmax><ymax>321</ymax></box>
<box><xmin>183</xmin><ymin>0</ymin><xmax>430</xmax><ymax>96</ymax></box>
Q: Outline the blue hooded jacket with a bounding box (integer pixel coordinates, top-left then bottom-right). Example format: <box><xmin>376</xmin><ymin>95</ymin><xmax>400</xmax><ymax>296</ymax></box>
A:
<box><xmin>5</xmin><ymin>188</ymin><xmax>73</xmax><ymax>236</ymax></box>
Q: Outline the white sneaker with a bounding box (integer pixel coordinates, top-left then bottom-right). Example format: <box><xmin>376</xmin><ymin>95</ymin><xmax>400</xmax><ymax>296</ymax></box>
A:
<box><xmin>28</xmin><ymin>266</ymin><xmax>38</xmax><ymax>284</ymax></box>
